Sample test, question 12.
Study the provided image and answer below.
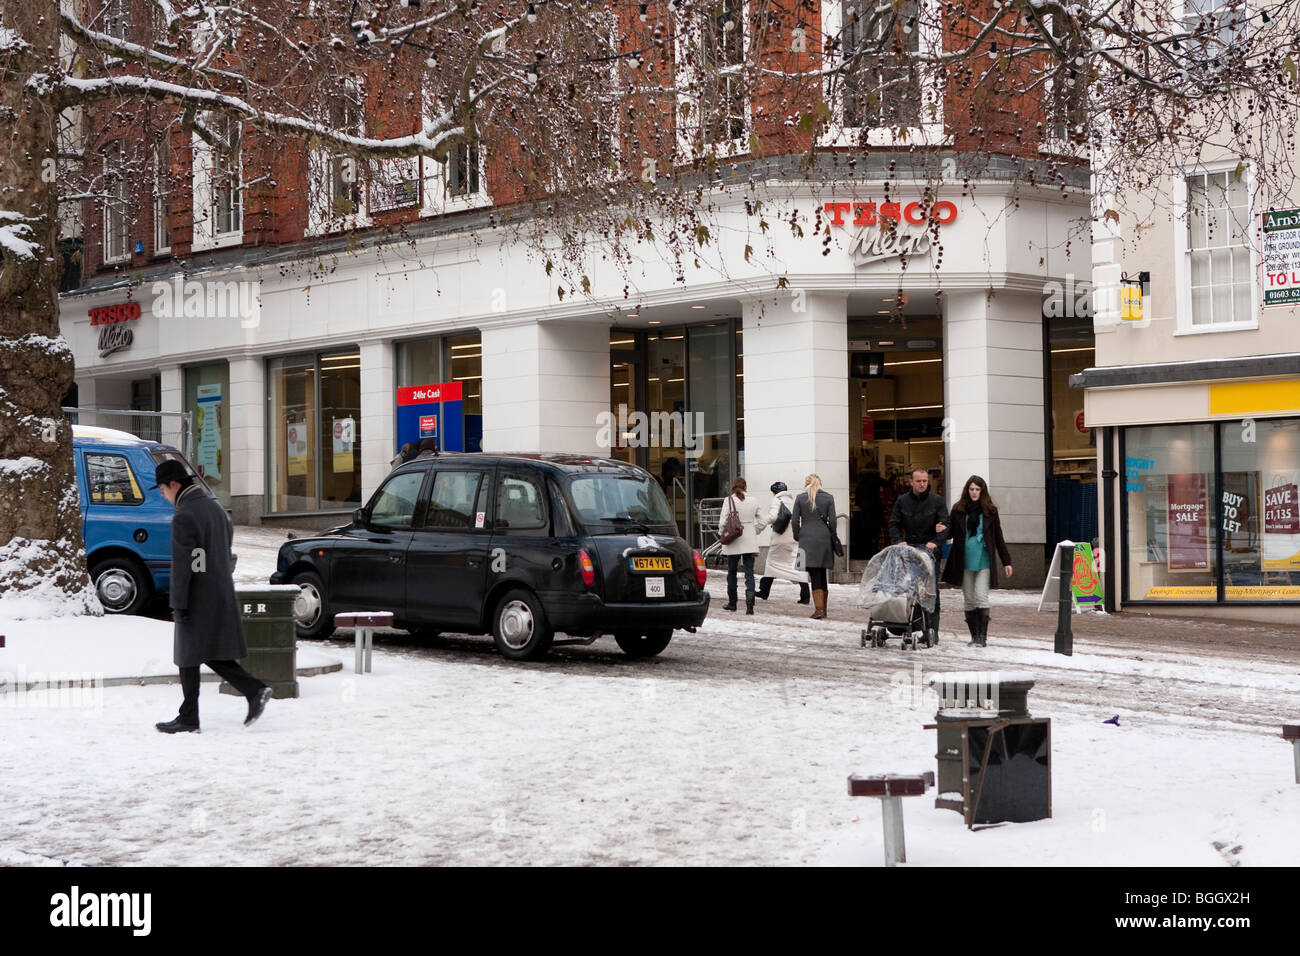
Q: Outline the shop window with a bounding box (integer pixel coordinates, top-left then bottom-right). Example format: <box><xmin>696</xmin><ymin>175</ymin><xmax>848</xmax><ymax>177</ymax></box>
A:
<box><xmin>185</xmin><ymin>363</ymin><xmax>230</xmax><ymax>507</ymax></box>
<box><xmin>1124</xmin><ymin>424</ymin><xmax>1218</xmax><ymax>602</ymax></box>
<box><xmin>1221</xmin><ymin>418</ymin><xmax>1300</xmax><ymax>602</ymax></box>
<box><xmin>101</xmin><ymin>141</ymin><xmax>130</xmax><ymax>264</ymax></box>
<box><xmin>267</xmin><ymin>351</ymin><xmax>361</xmax><ymax>513</ymax></box>
<box><xmin>84</xmin><ymin>453</ymin><xmax>144</xmax><ymax>505</ymax></box>
<box><xmin>1181</xmin><ymin>168</ymin><xmax>1253</xmax><ymax>328</ymax></box>
<box><xmin>192</xmin><ymin>112</ymin><xmax>242</xmax><ymax>251</ymax></box>
<box><xmin>395</xmin><ymin>332</ymin><xmax>482</xmax><ymax>453</ymax></box>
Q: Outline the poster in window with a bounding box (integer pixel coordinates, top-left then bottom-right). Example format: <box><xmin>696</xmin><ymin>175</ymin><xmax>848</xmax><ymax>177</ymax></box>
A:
<box><xmin>1166</xmin><ymin>473</ymin><xmax>1210</xmax><ymax>572</ymax></box>
<box><xmin>332</xmin><ymin>417</ymin><xmax>355</xmax><ymax>473</ymax></box>
<box><xmin>287</xmin><ymin>421</ymin><xmax>309</xmax><ymax>477</ymax></box>
<box><xmin>195</xmin><ymin>384</ymin><xmax>222</xmax><ymax>483</ymax></box>
<box><xmin>1262</xmin><ymin>470</ymin><xmax>1300</xmax><ymax>570</ymax></box>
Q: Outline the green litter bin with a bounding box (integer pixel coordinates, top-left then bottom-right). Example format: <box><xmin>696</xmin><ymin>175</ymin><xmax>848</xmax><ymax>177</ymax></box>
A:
<box><xmin>220</xmin><ymin>585</ymin><xmax>301</xmax><ymax>699</ymax></box>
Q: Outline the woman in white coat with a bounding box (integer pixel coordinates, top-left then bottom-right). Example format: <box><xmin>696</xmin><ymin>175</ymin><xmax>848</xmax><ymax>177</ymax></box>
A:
<box><xmin>757</xmin><ymin>481</ymin><xmax>811</xmax><ymax>605</ymax></box>
<box><xmin>718</xmin><ymin>477</ymin><xmax>767</xmax><ymax>614</ymax></box>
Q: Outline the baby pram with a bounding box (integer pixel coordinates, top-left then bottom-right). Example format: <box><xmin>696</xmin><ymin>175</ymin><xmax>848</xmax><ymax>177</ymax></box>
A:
<box><xmin>857</xmin><ymin>544</ymin><xmax>939</xmax><ymax>650</ymax></box>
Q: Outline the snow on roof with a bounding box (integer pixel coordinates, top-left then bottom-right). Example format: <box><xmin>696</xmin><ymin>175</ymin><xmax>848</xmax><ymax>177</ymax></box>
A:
<box><xmin>72</xmin><ymin>425</ymin><xmax>149</xmax><ymax>444</ymax></box>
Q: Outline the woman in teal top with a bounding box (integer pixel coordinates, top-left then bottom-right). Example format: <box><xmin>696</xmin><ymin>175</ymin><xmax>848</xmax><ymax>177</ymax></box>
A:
<box><xmin>941</xmin><ymin>476</ymin><xmax>1014</xmax><ymax>646</ymax></box>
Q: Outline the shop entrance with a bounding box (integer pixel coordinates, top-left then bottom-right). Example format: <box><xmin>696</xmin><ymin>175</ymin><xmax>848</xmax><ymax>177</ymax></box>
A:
<box><xmin>609</xmin><ymin>323</ymin><xmax>741</xmax><ymax>546</ymax></box>
<box><xmin>848</xmin><ymin>317</ymin><xmax>945</xmax><ymax>561</ymax></box>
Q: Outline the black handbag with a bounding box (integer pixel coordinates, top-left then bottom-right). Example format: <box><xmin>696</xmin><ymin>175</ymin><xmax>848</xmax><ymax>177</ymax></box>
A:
<box><xmin>719</xmin><ymin>496</ymin><xmax>744</xmax><ymax>545</ymax></box>
<box><xmin>815</xmin><ymin>499</ymin><xmax>844</xmax><ymax>558</ymax></box>
<box><xmin>771</xmin><ymin>501</ymin><xmax>792</xmax><ymax>536</ymax></box>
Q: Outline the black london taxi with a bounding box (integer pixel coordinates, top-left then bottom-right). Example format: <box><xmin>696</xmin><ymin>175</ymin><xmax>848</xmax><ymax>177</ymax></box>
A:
<box><xmin>270</xmin><ymin>452</ymin><xmax>710</xmax><ymax>660</ymax></box>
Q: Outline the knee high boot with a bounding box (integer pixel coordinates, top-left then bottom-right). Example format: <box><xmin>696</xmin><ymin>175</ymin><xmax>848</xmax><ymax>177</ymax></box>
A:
<box><xmin>797</xmin><ymin>582</ymin><xmax>810</xmax><ymax>604</ymax></box>
<box><xmin>811</xmin><ymin>589</ymin><xmax>827</xmax><ymax>620</ymax></box>
<box><xmin>745</xmin><ymin>589</ymin><xmax>755</xmax><ymax>615</ymax></box>
<box><xmin>757</xmin><ymin>577</ymin><xmax>773</xmax><ymax>600</ymax></box>
<box><xmin>723</xmin><ymin>582</ymin><xmax>738</xmax><ymax>611</ymax></box>
<box><xmin>965</xmin><ymin>610</ymin><xmax>979</xmax><ymax>645</ymax></box>
<box><xmin>977</xmin><ymin>608</ymin><xmax>990</xmax><ymax>646</ymax></box>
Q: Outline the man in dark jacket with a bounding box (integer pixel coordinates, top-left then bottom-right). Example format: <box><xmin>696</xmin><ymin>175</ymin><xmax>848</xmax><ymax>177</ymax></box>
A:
<box><xmin>152</xmin><ymin>460</ymin><xmax>270</xmax><ymax>733</ymax></box>
<box><xmin>888</xmin><ymin>467</ymin><xmax>949</xmax><ymax>634</ymax></box>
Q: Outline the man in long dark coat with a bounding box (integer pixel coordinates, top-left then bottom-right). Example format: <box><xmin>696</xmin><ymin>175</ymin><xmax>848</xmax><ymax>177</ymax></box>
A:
<box><xmin>888</xmin><ymin>467</ymin><xmax>950</xmax><ymax>634</ymax></box>
<box><xmin>152</xmin><ymin>460</ymin><xmax>270</xmax><ymax>733</ymax></box>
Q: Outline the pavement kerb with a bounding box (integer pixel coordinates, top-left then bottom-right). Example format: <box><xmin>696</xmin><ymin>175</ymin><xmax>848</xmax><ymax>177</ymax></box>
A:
<box><xmin>1</xmin><ymin>660</ymin><xmax>343</xmax><ymax>694</ymax></box>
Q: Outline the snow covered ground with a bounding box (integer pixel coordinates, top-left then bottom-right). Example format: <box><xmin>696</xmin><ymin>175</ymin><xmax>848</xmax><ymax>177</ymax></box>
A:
<box><xmin>1</xmin><ymin>526</ymin><xmax>1296</xmax><ymax>866</ymax></box>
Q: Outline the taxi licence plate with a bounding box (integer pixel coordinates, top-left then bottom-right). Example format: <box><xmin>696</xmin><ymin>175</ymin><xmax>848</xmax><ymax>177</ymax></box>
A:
<box><xmin>629</xmin><ymin>556</ymin><xmax>673</xmax><ymax>572</ymax></box>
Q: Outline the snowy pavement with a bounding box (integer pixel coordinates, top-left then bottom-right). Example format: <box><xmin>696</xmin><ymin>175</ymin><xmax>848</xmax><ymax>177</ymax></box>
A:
<box><xmin>0</xmin><ymin>527</ymin><xmax>1297</xmax><ymax>866</ymax></box>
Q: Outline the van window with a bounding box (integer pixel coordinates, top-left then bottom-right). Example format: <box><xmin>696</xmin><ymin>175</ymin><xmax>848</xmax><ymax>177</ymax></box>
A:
<box><xmin>424</xmin><ymin>471</ymin><xmax>488</xmax><ymax>530</ymax></box>
<box><xmin>85</xmin><ymin>453</ymin><xmax>145</xmax><ymax>505</ymax></box>
<box><xmin>369</xmin><ymin>471</ymin><xmax>425</xmax><ymax>529</ymax></box>
<box><xmin>496</xmin><ymin>475</ymin><xmax>547</xmax><ymax>531</ymax></box>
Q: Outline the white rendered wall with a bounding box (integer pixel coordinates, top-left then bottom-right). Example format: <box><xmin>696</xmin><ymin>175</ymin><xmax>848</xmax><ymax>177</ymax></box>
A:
<box><xmin>227</xmin><ymin>357</ymin><xmax>265</xmax><ymax>504</ymax></box>
<box><xmin>943</xmin><ymin>290</ymin><xmax>1046</xmax><ymax>546</ymax></box>
<box><xmin>481</xmin><ymin>321</ymin><xmax>610</xmax><ymax>455</ymax></box>
<box><xmin>359</xmin><ymin>341</ymin><xmax>394</xmax><ymax>501</ymax></box>
<box><xmin>742</xmin><ymin>293</ymin><xmax>850</xmax><ymax>529</ymax></box>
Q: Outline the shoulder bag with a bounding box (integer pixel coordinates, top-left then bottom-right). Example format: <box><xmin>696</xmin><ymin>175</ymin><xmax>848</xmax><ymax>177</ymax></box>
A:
<box><xmin>719</xmin><ymin>496</ymin><xmax>744</xmax><ymax>545</ymax></box>
<box><xmin>815</xmin><ymin>498</ymin><xmax>844</xmax><ymax>558</ymax></box>
<box><xmin>770</xmin><ymin>500</ymin><xmax>792</xmax><ymax>536</ymax></box>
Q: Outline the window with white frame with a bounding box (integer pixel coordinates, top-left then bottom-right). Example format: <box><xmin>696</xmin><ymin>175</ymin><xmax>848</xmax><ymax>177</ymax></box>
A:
<box><xmin>700</xmin><ymin>0</ymin><xmax>747</xmax><ymax>145</ymax></box>
<box><xmin>191</xmin><ymin>112</ymin><xmax>242</xmax><ymax>251</ymax></box>
<box><xmin>102</xmin><ymin>0</ymin><xmax>128</xmax><ymax>40</ymax></box>
<box><xmin>1044</xmin><ymin>13</ymin><xmax>1087</xmax><ymax>147</ymax></box>
<box><xmin>420</xmin><ymin>85</ymin><xmax>490</xmax><ymax>216</ymax></box>
<box><xmin>307</xmin><ymin>81</ymin><xmax>372</xmax><ymax>235</ymax></box>
<box><xmin>823</xmin><ymin>0</ymin><xmax>944</xmax><ymax>146</ymax></box>
<box><xmin>102</xmin><ymin>141</ymin><xmax>130</xmax><ymax>264</ymax></box>
<box><xmin>1183</xmin><ymin>0</ymin><xmax>1248</xmax><ymax>50</ymax></box>
<box><xmin>676</xmin><ymin>0</ymin><xmax>750</xmax><ymax>158</ymax></box>
<box><xmin>1184</xmin><ymin>169</ymin><xmax>1253</xmax><ymax>327</ymax></box>
<box><xmin>153</xmin><ymin>132</ymin><xmax>170</xmax><ymax>254</ymax></box>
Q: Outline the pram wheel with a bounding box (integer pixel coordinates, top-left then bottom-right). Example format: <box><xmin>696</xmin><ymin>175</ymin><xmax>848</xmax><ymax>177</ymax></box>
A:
<box><xmin>860</xmin><ymin>628</ymin><xmax>869</xmax><ymax>648</ymax></box>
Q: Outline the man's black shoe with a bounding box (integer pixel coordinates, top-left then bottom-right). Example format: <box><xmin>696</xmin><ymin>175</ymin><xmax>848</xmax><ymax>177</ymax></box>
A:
<box><xmin>245</xmin><ymin>686</ymin><xmax>272</xmax><ymax>727</ymax></box>
<box><xmin>156</xmin><ymin>719</ymin><xmax>200</xmax><ymax>734</ymax></box>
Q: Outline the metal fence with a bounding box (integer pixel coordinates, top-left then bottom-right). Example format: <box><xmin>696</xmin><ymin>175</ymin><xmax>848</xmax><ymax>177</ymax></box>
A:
<box><xmin>63</xmin><ymin>407</ymin><xmax>194</xmax><ymax>459</ymax></box>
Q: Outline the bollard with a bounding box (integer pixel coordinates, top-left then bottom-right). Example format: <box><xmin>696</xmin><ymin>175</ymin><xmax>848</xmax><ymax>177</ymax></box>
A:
<box><xmin>1053</xmin><ymin>542</ymin><xmax>1074</xmax><ymax>656</ymax></box>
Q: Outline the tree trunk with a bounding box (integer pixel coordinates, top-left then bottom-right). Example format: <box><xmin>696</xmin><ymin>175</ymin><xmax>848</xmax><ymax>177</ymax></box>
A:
<box><xmin>0</xmin><ymin>2</ymin><xmax>99</xmax><ymax>615</ymax></box>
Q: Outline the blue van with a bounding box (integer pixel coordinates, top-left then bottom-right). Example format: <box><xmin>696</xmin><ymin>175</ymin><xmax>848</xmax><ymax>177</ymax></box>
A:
<box><xmin>72</xmin><ymin>425</ymin><xmax>205</xmax><ymax>614</ymax></box>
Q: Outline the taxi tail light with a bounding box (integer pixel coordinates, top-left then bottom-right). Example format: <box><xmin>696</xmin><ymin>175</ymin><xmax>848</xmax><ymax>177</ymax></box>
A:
<box><xmin>692</xmin><ymin>550</ymin><xmax>707</xmax><ymax>587</ymax></box>
<box><xmin>578</xmin><ymin>549</ymin><xmax>596</xmax><ymax>588</ymax></box>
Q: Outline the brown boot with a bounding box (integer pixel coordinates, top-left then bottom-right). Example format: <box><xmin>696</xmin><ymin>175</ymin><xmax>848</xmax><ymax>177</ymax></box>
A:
<box><xmin>810</xmin><ymin>589</ymin><xmax>827</xmax><ymax>620</ymax></box>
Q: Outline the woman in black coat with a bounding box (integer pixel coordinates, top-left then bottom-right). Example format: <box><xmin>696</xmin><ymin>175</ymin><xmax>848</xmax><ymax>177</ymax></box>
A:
<box><xmin>791</xmin><ymin>473</ymin><xmax>837</xmax><ymax>620</ymax></box>
<box><xmin>940</xmin><ymin>475</ymin><xmax>1013</xmax><ymax>646</ymax></box>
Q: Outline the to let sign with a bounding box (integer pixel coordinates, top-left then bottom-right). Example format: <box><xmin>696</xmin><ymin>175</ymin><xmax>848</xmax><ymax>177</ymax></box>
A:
<box><xmin>1261</xmin><ymin>208</ymin><xmax>1300</xmax><ymax>307</ymax></box>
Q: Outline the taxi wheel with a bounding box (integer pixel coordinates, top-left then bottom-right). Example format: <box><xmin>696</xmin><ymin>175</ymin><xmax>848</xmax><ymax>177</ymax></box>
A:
<box><xmin>291</xmin><ymin>570</ymin><xmax>335</xmax><ymax>639</ymax></box>
<box><xmin>90</xmin><ymin>556</ymin><xmax>152</xmax><ymax>615</ymax></box>
<box><xmin>492</xmin><ymin>589</ymin><xmax>553</xmax><ymax>661</ymax></box>
<box><xmin>614</xmin><ymin>628</ymin><xmax>673</xmax><ymax>658</ymax></box>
